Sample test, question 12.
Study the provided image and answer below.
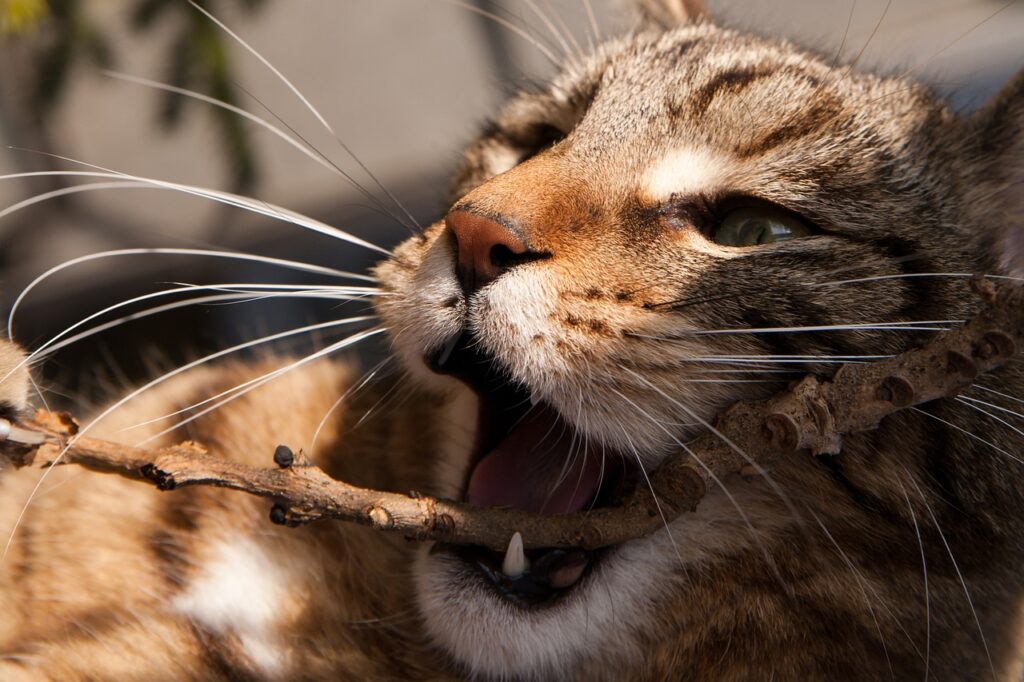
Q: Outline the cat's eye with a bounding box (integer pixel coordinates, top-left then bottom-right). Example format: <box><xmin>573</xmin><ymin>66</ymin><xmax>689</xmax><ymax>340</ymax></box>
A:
<box><xmin>711</xmin><ymin>207</ymin><xmax>813</xmax><ymax>247</ymax></box>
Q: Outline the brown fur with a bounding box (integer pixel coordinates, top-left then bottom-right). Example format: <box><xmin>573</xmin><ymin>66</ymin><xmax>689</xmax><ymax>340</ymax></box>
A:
<box><xmin>3</xmin><ymin>2</ymin><xmax>1024</xmax><ymax>679</ymax></box>
<box><xmin>0</xmin><ymin>356</ymin><xmax>461</xmax><ymax>680</ymax></box>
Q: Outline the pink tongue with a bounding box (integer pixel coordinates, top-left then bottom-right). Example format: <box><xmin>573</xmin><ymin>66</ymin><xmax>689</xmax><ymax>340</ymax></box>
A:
<box><xmin>466</xmin><ymin>405</ymin><xmax>603</xmax><ymax>515</ymax></box>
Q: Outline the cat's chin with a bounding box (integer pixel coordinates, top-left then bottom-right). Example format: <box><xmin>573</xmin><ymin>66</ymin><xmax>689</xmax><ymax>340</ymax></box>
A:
<box><xmin>414</xmin><ymin>535</ymin><xmax>659</xmax><ymax>680</ymax></box>
<box><xmin>415</xmin><ymin>480</ymin><xmax>790</xmax><ymax>680</ymax></box>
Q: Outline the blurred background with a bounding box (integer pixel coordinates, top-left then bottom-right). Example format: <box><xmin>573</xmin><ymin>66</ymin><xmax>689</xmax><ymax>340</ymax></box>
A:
<box><xmin>0</xmin><ymin>0</ymin><xmax>1020</xmax><ymax>406</ymax></box>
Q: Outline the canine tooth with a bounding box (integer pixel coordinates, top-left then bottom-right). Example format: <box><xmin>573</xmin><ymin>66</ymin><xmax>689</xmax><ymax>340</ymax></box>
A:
<box><xmin>502</xmin><ymin>531</ymin><xmax>529</xmax><ymax>578</ymax></box>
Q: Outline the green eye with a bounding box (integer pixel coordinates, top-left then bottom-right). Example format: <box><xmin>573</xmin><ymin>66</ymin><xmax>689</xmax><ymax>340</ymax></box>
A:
<box><xmin>711</xmin><ymin>207</ymin><xmax>813</xmax><ymax>247</ymax></box>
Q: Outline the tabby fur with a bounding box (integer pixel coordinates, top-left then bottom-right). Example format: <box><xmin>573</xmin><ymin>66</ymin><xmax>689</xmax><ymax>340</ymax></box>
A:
<box><xmin>2</xmin><ymin>0</ymin><xmax>1023</xmax><ymax>679</ymax></box>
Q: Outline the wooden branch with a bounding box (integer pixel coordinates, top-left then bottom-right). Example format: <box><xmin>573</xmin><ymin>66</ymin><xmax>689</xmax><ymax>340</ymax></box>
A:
<box><xmin>2</xmin><ymin>278</ymin><xmax>1021</xmax><ymax>552</ymax></box>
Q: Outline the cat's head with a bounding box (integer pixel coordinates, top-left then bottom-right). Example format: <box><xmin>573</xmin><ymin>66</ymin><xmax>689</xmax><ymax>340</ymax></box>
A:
<box><xmin>374</xmin><ymin>0</ymin><xmax>1024</xmax><ymax>677</ymax></box>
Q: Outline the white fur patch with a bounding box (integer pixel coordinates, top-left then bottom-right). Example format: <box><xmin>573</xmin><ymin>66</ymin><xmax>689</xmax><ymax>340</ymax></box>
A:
<box><xmin>417</xmin><ymin>483</ymin><xmax>786</xmax><ymax>680</ymax></box>
<box><xmin>485</xmin><ymin>145</ymin><xmax>522</xmax><ymax>177</ymax></box>
<box><xmin>174</xmin><ymin>538</ymin><xmax>286</xmax><ymax>673</ymax></box>
<box><xmin>641</xmin><ymin>147</ymin><xmax>730</xmax><ymax>202</ymax></box>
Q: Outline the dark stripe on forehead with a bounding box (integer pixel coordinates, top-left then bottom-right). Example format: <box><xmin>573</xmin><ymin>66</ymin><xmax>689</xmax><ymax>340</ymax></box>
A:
<box><xmin>688</xmin><ymin>65</ymin><xmax>778</xmax><ymax>118</ymax></box>
<box><xmin>734</xmin><ymin>93</ymin><xmax>845</xmax><ymax>158</ymax></box>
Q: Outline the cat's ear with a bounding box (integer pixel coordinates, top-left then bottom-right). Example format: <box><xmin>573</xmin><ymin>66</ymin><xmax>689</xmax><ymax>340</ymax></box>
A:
<box><xmin>633</xmin><ymin>0</ymin><xmax>708</xmax><ymax>28</ymax></box>
<box><xmin>965</xmin><ymin>69</ymin><xmax>1024</xmax><ymax>278</ymax></box>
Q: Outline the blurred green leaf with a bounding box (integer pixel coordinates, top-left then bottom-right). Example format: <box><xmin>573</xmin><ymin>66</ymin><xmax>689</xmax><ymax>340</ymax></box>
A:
<box><xmin>1</xmin><ymin>0</ymin><xmax>48</xmax><ymax>35</ymax></box>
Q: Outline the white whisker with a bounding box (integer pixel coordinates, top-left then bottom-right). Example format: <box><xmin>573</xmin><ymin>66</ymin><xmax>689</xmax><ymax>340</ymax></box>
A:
<box><xmin>102</xmin><ymin>70</ymin><xmax>350</xmax><ymax>181</ymax></box>
<box><xmin>955</xmin><ymin>398</ymin><xmax>1024</xmax><ymax>440</ymax></box>
<box><xmin>309</xmin><ymin>357</ymin><xmax>392</xmax><ymax>451</ymax></box>
<box><xmin>437</xmin><ymin>0</ymin><xmax>560</xmax><ymax>65</ymax></box>
<box><xmin>122</xmin><ymin>325</ymin><xmax>385</xmax><ymax>436</ymax></box>
<box><xmin>612</xmin><ymin>387</ymin><xmax>786</xmax><ymax>587</ymax></box>
<box><xmin>608</xmin><ymin>397</ymin><xmax>685</xmax><ymax>567</ymax></box>
<box><xmin>905</xmin><ymin>476</ymin><xmax>996</xmax><ymax>680</ymax></box>
<box><xmin>541</xmin><ymin>0</ymin><xmax>584</xmax><ymax>59</ymax></box>
<box><xmin>624</xmin><ymin>368</ymin><xmax>801</xmax><ymax>524</ymax></box>
<box><xmin>1</xmin><ymin>317</ymin><xmax>378</xmax><ymax>562</ymax></box>
<box><xmin>581</xmin><ymin>0</ymin><xmax>600</xmax><ymax>44</ymax></box>
<box><xmin>896</xmin><ymin>477</ymin><xmax>931</xmax><ymax>679</ymax></box>
<box><xmin>807</xmin><ymin>509</ymin><xmax>895</xmax><ymax>679</ymax></box>
<box><xmin>692</xmin><ymin>321</ymin><xmax>960</xmax><ymax>336</ymax></box>
<box><xmin>5</xmin><ymin>283</ymin><xmax>378</xmax><ymax>385</ymax></box>
<box><xmin>2</xmin><ymin>163</ymin><xmax>391</xmax><ymax>256</ymax></box>
<box><xmin>523</xmin><ymin>0</ymin><xmax>572</xmax><ymax>58</ymax></box>
<box><xmin>127</xmin><ymin>326</ymin><xmax>385</xmax><ymax>439</ymax></box>
<box><xmin>812</xmin><ymin>272</ymin><xmax>1023</xmax><ymax>288</ymax></box>
<box><xmin>911</xmin><ymin>407</ymin><xmax>1024</xmax><ymax>465</ymax></box>
<box><xmin>6</xmin><ymin>245</ymin><xmax>375</xmax><ymax>338</ymax></box>
<box><xmin>186</xmin><ymin>0</ymin><xmax>421</xmax><ymax>230</ymax></box>
<box><xmin>959</xmin><ymin>395</ymin><xmax>1024</xmax><ymax>424</ymax></box>
<box><xmin>973</xmin><ymin>385</ymin><xmax>1024</xmax><ymax>409</ymax></box>
<box><xmin>0</xmin><ymin>180</ymin><xmax>149</xmax><ymax>222</ymax></box>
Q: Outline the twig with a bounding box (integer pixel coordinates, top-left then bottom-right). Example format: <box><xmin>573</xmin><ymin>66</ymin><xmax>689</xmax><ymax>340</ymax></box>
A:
<box><xmin>2</xmin><ymin>278</ymin><xmax>1021</xmax><ymax>552</ymax></box>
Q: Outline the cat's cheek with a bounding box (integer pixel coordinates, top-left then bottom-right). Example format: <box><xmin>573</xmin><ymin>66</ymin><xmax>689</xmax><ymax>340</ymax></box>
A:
<box><xmin>376</xmin><ymin>233</ymin><xmax>466</xmax><ymax>391</ymax></box>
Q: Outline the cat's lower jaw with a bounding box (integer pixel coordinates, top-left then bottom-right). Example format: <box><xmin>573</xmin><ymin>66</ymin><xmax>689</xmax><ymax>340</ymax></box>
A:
<box><xmin>415</xmin><ymin>464</ymin><xmax>783</xmax><ymax>680</ymax></box>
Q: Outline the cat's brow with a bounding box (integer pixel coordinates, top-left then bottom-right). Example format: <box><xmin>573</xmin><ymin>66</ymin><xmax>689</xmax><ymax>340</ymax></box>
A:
<box><xmin>640</xmin><ymin>146</ymin><xmax>731</xmax><ymax>203</ymax></box>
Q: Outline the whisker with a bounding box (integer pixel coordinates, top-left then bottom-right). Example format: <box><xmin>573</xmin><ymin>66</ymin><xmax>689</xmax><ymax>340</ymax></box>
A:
<box><xmin>541</xmin><ymin>0</ymin><xmax>584</xmax><ymax>59</ymax></box>
<box><xmin>6</xmin><ymin>244</ymin><xmax>374</xmax><ymax>338</ymax></box>
<box><xmin>309</xmin><ymin>357</ymin><xmax>393</xmax><ymax>450</ymax></box>
<box><xmin>236</xmin><ymin>85</ymin><xmax>417</xmax><ymax>233</ymax></box>
<box><xmin>888</xmin><ymin>0</ymin><xmax>1017</xmax><ymax>85</ymax></box>
<box><xmin>973</xmin><ymin>384</ymin><xmax>1024</xmax><ymax>409</ymax></box>
<box><xmin>5</xmin><ymin>283</ymin><xmax>378</xmax><ymax>385</ymax></box>
<box><xmin>581</xmin><ymin>0</ymin><xmax>600</xmax><ymax>44</ymax></box>
<box><xmin>958</xmin><ymin>394</ymin><xmax>1024</xmax><ymax>424</ymax></box>
<box><xmin>807</xmin><ymin>508</ymin><xmax>895</xmax><ymax>679</ymax></box>
<box><xmin>2</xmin><ymin>162</ymin><xmax>392</xmax><ymax>256</ymax></box>
<box><xmin>612</xmin><ymin>387</ymin><xmax>786</xmax><ymax>588</ymax></box>
<box><xmin>646</xmin><ymin>272</ymin><xmax>1022</xmax><ymax>314</ymax></box>
<box><xmin>625</xmin><ymin>368</ymin><xmax>802</xmax><ymax>525</ymax></box>
<box><xmin>845</xmin><ymin>0</ymin><xmax>892</xmax><ymax>73</ymax></box>
<box><xmin>134</xmin><ymin>327</ymin><xmax>387</xmax><ymax>444</ymax></box>
<box><xmin>955</xmin><ymin>398</ymin><xmax>1024</xmax><ymax>440</ymax></box>
<box><xmin>188</xmin><ymin>0</ymin><xmax>422</xmax><ymax>230</ymax></box>
<box><xmin>691</xmin><ymin>321</ymin><xmax>960</xmax><ymax>336</ymax></box>
<box><xmin>905</xmin><ymin>475</ymin><xmax>996</xmax><ymax>680</ymax></box>
<box><xmin>2</xmin><ymin>317</ymin><xmax>380</xmax><ymax>562</ymax></box>
<box><xmin>610</xmin><ymin>405</ymin><xmax>686</xmax><ymax>568</ymax></box>
<box><xmin>0</xmin><ymin>180</ymin><xmax>147</xmax><ymax>222</ymax></box>
<box><xmin>896</xmin><ymin>477</ymin><xmax>931</xmax><ymax>679</ymax></box>
<box><xmin>102</xmin><ymin>70</ymin><xmax>392</xmax><ymax>208</ymax></box>
<box><xmin>812</xmin><ymin>272</ymin><xmax>1023</xmax><ymax>288</ymax></box>
<box><xmin>169</xmin><ymin>282</ymin><xmax>382</xmax><ymax>298</ymax></box>
<box><xmin>524</xmin><ymin>0</ymin><xmax>572</xmax><ymax>58</ymax></box>
<box><xmin>911</xmin><ymin>407</ymin><xmax>1024</xmax><ymax>465</ymax></box>
<box><xmin>438</xmin><ymin>0</ymin><xmax>560</xmax><ymax>66</ymax></box>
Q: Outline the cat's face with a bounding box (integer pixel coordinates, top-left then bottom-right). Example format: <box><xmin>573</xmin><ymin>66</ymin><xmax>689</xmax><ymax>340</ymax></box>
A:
<box><xmin>375</xmin><ymin>13</ymin><xmax>1023</xmax><ymax>681</ymax></box>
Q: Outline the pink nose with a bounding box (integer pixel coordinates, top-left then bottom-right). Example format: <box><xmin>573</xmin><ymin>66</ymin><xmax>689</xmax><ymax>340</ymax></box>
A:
<box><xmin>446</xmin><ymin>210</ymin><xmax>529</xmax><ymax>293</ymax></box>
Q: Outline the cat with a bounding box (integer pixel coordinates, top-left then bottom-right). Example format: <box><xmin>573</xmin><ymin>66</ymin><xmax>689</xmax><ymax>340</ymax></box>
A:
<box><xmin>2</xmin><ymin>0</ymin><xmax>1024</xmax><ymax>679</ymax></box>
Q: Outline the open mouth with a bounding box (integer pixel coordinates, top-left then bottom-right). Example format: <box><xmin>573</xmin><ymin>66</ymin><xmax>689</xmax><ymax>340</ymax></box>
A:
<box><xmin>428</xmin><ymin>332</ymin><xmax>638</xmax><ymax>608</ymax></box>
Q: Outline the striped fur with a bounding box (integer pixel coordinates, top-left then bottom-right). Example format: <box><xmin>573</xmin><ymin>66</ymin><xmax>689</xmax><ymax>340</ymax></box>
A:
<box><xmin>3</xmin><ymin>4</ymin><xmax>1024</xmax><ymax>680</ymax></box>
